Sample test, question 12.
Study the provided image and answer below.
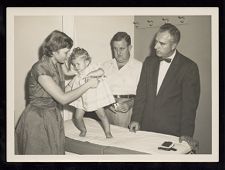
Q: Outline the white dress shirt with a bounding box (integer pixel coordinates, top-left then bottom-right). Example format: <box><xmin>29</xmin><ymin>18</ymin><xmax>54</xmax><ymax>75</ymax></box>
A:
<box><xmin>156</xmin><ymin>50</ymin><xmax>176</xmax><ymax>95</ymax></box>
<box><xmin>101</xmin><ymin>58</ymin><xmax>142</xmax><ymax>95</ymax></box>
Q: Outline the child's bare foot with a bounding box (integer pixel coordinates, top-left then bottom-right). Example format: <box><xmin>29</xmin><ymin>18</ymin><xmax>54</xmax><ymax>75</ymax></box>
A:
<box><xmin>79</xmin><ymin>131</ymin><xmax>87</xmax><ymax>137</ymax></box>
<box><xmin>105</xmin><ymin>132</ymin><xmax>113</xmax><ymax>138</ymax></box>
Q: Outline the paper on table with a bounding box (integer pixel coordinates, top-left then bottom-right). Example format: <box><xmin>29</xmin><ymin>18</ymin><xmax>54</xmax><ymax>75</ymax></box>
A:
<box><xmin>64</xmin><ymin>118</ymin><xmax>191</xmax><ymax>154</ymax></box>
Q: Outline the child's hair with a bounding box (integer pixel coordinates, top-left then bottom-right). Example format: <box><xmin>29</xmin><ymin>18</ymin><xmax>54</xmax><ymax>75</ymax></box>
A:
<box><xmin>68</xmin><ymin>47</ymin><xmax>91</xmax><ymax>70</ymax></box>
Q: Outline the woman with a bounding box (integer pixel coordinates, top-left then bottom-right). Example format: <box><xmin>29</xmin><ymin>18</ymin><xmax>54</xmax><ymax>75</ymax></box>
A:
<box><xmin>15</xmin><ymin>30</ymin><xmax>99</xmax><ymax>155</ymax></box>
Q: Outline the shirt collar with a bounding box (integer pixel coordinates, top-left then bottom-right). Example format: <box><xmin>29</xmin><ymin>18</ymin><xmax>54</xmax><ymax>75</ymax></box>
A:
<box><xmin>167</xmin><ymin>49</ymin><xmax>176</xmax><ymax>62</ymax></box>
<box><xmin>112</xmin><ymin>57</ymin><xmax>133</xmax><ymax>70</ymax></box>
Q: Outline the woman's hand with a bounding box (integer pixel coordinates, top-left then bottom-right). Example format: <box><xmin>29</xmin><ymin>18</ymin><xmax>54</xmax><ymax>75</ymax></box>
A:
<box><xmin>86</xmin><ymin>77</ymin><xmax>99</xmax><ymax>88</ymax></box>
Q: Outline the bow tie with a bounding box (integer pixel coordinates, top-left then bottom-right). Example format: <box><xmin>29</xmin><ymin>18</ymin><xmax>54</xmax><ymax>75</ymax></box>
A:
<box><xmin>158</xmin><ymin>57</ymin><xmax>172</xmax><ymax>63</ymax></box>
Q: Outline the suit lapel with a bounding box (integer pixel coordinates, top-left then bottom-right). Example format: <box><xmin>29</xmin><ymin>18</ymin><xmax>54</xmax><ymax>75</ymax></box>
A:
<box><xmin>156</xmin><ymin>52</ymin><xmax>180</xmax><ymax>97</ymax></box>
<box><xmin>152</xmin><ymin>58</ymin><xmax>160</xmax><ymax>97</ymax></box>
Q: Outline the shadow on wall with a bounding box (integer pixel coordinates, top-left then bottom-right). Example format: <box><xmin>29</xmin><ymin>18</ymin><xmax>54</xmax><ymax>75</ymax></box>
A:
<box><xmin>149</xmin><ymin>34</ymin><xmax>157</xmax><ymax>57</ymax></box>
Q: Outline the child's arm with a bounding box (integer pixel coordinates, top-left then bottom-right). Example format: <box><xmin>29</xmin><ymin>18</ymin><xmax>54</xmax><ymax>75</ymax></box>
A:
<box><xmin>86</xmin><ymin>68</ymin><xmax>105</xmax><ymax>78</ymax></box>
<box><xmin>62</xmin><ymin>63</ymin><xmax>77</xmax><ymax>76</ymax></box>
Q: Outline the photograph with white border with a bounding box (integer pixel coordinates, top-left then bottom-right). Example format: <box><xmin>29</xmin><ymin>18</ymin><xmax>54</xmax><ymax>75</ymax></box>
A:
<box><xmin>7</xmin><ymin>7</ymin><xmax>219</xmax><ymax>162</ymax></box>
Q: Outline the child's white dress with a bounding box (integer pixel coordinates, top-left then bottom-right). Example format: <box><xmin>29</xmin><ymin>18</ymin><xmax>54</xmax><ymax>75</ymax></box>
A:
<box><xmin>69</xmin><ymin>63</ymin><xmax>115</xmax><ymax>112</ymax></box>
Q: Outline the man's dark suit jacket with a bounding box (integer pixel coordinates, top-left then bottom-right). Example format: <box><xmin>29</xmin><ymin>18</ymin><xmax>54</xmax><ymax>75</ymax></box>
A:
<box><xmin>131</xmin><ymin>51</ymin><xmax>200</xmax><ymax>137</ymax></box>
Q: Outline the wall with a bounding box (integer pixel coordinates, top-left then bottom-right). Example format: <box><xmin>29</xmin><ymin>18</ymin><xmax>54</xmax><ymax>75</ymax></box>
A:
<box><xmin>63</xmin><ymin>16</ymin><xmax>134</xmax><ymax>120</ymax></box>
<box><xmin>14</xmin><ymin>16</ymin><xmax>134</xmax><ymax>123</ymax></box>
<box><xmin>14</xmin><ymin>15</ymin><xmax>212</xmax><ymax>154</ymax></box>
<box><xmin>74</xmin><ymin>16</ymin><xmax>134</xmax><ymax>63</ymax></box>
<box><xmin>14</xmin><ymin>16</ymin><xmax>63</xmax><ymax>126</ymax></box>
<box><xmin>134</xmin><ymin>16</ymin><xmax>212</xmax><ymax>154</ymax></box>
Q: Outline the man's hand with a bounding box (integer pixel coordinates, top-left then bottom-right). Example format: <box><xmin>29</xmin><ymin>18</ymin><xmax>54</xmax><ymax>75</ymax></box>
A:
<box><xmin>114</xmin><ymin>102</ymin><xmax>130</xmax><ymax>113</ymax></box>
<box><xmin>108</xmin><ymin>104</ymin><xmax>117</xmax><ymax>114</ymax></box>
<box><xmin>108</xmin><ymin>99</ymin><xmax>134</xmax><ymax>114</ymax></box>
<box><xmin>114</xmin><ymin>98</ymin><xmax>134</xmax><ymax>113</ymax></box>
<box><xmin>179</xmin><ymin>136</ymin><xmax>199</xmax><ymax>153</ymax></box>
<box><xmin>107</xmin><ymin>103</ymin><xmax>130</xmax><ymax>114</ymax></box>
<box><xmin>129</xmin><ymin>121</ymin><xmax>140</xmax><ymax>133</ymax></box>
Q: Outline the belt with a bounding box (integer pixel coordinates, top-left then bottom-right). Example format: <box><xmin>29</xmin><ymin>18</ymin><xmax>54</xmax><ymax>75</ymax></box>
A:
<box><xmin>113</xmin><ymin>95</ymin><xmax>135</xmax><ymax>99</ymax></box>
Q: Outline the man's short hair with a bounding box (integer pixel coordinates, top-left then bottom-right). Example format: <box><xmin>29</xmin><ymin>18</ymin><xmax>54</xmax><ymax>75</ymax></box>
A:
<box><xmin>110</xmin><ymin>32</ymin><xmax>131</xmax><ymax>46</ymax></box>
<box><xmin>159</xmin><ymin>23</ymin><xmax>181</xmax><ymax>44</ymax></box>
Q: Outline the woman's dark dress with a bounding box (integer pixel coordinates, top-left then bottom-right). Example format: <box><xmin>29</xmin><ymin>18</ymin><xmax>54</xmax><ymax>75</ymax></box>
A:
<box><xmin>15</xmin><ymin>55</ymin><xmax>65</xmax><ymax>155</ymax></box>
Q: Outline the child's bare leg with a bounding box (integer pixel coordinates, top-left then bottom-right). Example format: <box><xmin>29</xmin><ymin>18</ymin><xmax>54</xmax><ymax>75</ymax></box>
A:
<box><xmin>96</xmin><ymin>108</ymin><xmax>113</xmax><ymax>138</ymax></box>
<box><xmin>73</xmin><ymin>109</ymin><xmax>87</xmax><ymax>137</ymax></box>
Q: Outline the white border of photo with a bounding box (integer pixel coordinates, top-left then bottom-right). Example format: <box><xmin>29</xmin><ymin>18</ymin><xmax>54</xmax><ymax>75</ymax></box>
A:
<box><xmin>7</xmin><ymin>7</ymin><xmax>219</xmax><ymax>162</ymax></box>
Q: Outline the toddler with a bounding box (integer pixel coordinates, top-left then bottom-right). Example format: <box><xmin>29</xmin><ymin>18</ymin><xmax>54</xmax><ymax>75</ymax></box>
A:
<box><xmin>65</xmin><ymin>47</ymin><xmax>115</xmax><ymax>138</ymax></box>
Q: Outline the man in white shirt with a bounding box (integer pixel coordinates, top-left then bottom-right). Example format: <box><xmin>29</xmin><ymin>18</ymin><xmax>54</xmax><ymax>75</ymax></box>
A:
<box><xmin>102</xmin><ymin>32</ymin><xmax>142</xmax><ymax>128</ymax></box>
<box><xmin>129</xmin><ymin>23</ymin><xmax>200</xmax><ymax>151</ymax></box>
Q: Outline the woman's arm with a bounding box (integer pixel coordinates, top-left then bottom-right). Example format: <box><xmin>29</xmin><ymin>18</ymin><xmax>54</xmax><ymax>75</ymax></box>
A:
<box><xmin>38</xmin><ymin>75</ymin><xmax>98</xmax><ymax>105</ymax></box>
<box><xmin>65</xmin><ymin>77</ymin><xmax>76</xmax><ymax>92</ymax></box>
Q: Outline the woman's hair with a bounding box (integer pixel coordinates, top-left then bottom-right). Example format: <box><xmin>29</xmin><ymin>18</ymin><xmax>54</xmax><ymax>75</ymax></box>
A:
<box><xmin>41</xmin><ymin>30</ymin><xmax>73</xmax><ymax>57</ymax></box>
<box><xmin>68</xmin><ymin>47</ymin><xmax>91</xmax><ymax>70</ymax></box>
